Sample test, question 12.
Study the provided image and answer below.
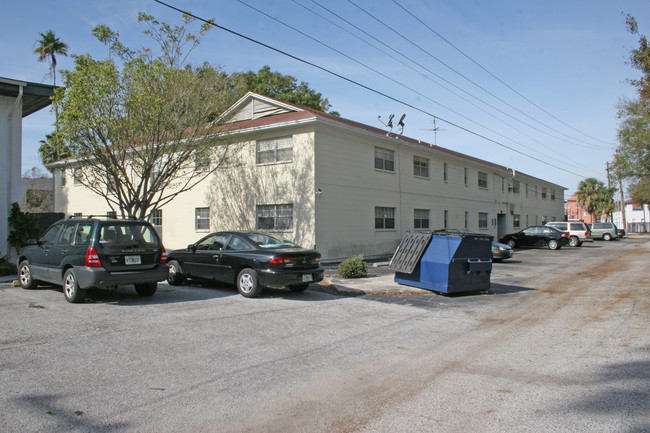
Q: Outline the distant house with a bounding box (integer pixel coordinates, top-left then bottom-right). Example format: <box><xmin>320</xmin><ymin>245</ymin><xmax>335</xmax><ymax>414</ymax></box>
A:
<box><xmin>52</xmin><ymin>92</ymin><xmax>565</xmax><ymax>260</ymax></box>
<box><xmin>0</xmin><ymin>77</ymin><xmax>55</xmax><ymax>259</ymax></box>
<box><xmin>564</xmin><ymin>194</ymin><xmax>596</xmax><ymax>223</ymax></box>
<box><xmin>614</xmin><ymin>200</ymin><xmax>650</xmax><ymax>233</ymax></box>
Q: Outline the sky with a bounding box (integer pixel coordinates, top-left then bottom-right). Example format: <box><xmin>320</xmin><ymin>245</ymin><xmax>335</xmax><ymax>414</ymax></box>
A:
<box><xmin>2</xmin><ymin>0</ymin><xmax>650</xmax><ymax>199</ymax></box>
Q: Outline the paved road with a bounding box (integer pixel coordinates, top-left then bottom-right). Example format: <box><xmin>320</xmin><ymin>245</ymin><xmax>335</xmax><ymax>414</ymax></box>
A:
<box><xmin>1</xmin><ymin>238</ymin><xmax>648</xmax><ymax>432</ymax></box>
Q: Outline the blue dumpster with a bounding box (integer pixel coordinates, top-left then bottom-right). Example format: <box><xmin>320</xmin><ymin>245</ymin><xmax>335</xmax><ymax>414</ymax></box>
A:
<box><xmin>389</xmin><ymin>230</ymin><xmax>492</xmax><ymax>294</ymax></box>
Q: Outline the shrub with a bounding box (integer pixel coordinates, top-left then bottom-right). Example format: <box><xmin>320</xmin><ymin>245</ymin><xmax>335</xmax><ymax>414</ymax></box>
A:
<box><xmin>7</xmin><ymin>202</ymin><xmax>41</xmax><ymax>253</ymax></box>
<box><xmin>338</xmin><ymin>254</ymin><xmax>368</xmax><ymax>279</ymax></box>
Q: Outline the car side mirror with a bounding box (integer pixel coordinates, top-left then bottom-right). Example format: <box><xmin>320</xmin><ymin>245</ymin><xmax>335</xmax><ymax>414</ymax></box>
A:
<box><xmin>187</xmin><ymin>244</ymin><xmax>196</xmax><ymax>252</ymax></box>
<box><xmin>29</xmin><ymin>239</ymin><xmax>39</xmax><ymax>246</ymax></box>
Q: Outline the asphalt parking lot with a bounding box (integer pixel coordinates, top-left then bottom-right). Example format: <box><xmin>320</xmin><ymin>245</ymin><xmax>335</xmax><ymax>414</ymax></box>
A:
<box><xmin>1</xmin><ymin>236</ymin><xmax>648</xmax><ymax>432</ymax></box>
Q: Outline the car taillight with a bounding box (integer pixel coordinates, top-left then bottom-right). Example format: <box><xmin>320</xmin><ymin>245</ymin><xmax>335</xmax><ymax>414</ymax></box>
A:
<box><xmin>314</xmin><ymin>254</ymin><xmax>321</xmax><ymax>263</ymax></box>
<box><xmin>160</xmin><ymin>246</ymin><xmax>167</xmax><ymax>264</ymax></box>
<box><xmin>271</xmin><ymin>256</ymin><xmax>293</xmax><ymax>264</ymax></box>
<box><xmin>562</xmin><ymin>233</ymin><xmax>568</xmax><ymax>237</ymax></box>
<box><xmin>85</xmin><ymin>246</ymin><xmax>102</xmax><ymax>267</ymax></box>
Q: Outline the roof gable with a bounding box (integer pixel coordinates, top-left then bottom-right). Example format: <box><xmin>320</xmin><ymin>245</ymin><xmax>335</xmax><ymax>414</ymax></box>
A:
<box><xmin>220</xmin><ymin>92</ymin><xmax>304</xmax><ymax>123</ymax></box>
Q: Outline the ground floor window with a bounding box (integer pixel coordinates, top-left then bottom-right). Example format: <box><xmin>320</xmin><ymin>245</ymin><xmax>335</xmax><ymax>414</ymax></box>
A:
<box><xmin>375</xmin><ymin>207</ymin><xmax>395</xmax><ymax>229</ymax></box>
<box><xmin>513</xmin><ymin>214</ymin><xmax>521</xmax><ymax>228</ymax></box>
<box><xmin>257</xmin><ymin>204</ymin><xmax>293</xmax><ymax>231</ymax></box>
<box><xmin>478</xmin><ymin>212</ymin><xmax>488</xmax><ymax>229</ymax></box>
<box><xmin>414</xmin><ymin>209</ymin><xmax>429</xmax><ymax>229</ymax></box>
<box><xmin>195</xmin><ymin>207</ymin><xmax>210</xmax><ymax>231</ymax></box>
<box><xmin>444</xmin><ymin>210</ymin><xmax>449</xmax><ymax>228</ymax></box>
<box><xmin>464</xmin><ymin>211</ymin><xmax>469</xmax><ymax>229</ymax></box>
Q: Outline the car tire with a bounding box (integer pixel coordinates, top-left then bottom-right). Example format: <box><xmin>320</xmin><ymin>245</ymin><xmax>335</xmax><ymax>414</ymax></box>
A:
<box><xmin>63</xmin><ymin>269</ymin><xmax>86</xmax><ymax>303</ymax></box>
<box><xmin>569</xmin><ymin>236</ymin><xmax>581</xmax><ymax>247</ymax></box>
<box><xmin>166</xmin><ymin>260</ymin><xmax>185</xmax><ymax>286</ymax></box>
<box><xmin>548</xmin><ymin>239</ymin><xmax>559</xmax><ymax>250</ymax></box>
<box><xmin>506</xmin><ymin>239</ymin><xmax>516</xmax><ymax>249</ymax></box>
<box><xmin>135</xmin><ymin>282</ymin><xmax>157</xmax><ymax>297</ymax></box>
<box><xmin>603</xmin><ymin>233</ymin><xmax>612</xmax><ymax>241</ymax></box>
<box><xmin>18</xmin><ymin>260</ymin><xmax>38</xmax><ymax>290</ymax></box>
<box><xmin>237</xmin><ymin>268</ymin><xmax>262</xmax><ymax>298</ymax></box>
<box><xmin>288</xmin><ymin>283</ymin><xmax>310</xmax><ymax>292</ymax></box>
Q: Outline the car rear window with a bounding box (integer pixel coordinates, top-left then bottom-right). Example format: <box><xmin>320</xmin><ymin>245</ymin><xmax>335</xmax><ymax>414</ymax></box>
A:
<box><xmin>99</xmin><ymin>224</ymin><xmax>159</xmax><ymax>248</ymax></box>
<box><xmin>569</xmin><ymin>223</ymin><xmax>585</xmax><ymax>230</ymax></box>
<box><xmin>243</xmin><ymin>233</ymin><xmax>299</xmax><ymax>249</ymax></box>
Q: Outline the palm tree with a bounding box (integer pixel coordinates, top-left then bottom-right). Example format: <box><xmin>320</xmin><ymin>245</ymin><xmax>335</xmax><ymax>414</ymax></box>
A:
<box><xmin>34</xmin><ymin>30</ymin><xmax>68</xmax><ymax>86</ymax></box>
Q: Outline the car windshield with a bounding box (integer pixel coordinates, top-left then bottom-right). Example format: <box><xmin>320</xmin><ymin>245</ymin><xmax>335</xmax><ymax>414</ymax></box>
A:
<box><xmin>99</xmin><ymin>224</ymin><xmax>159</xmax><ymax>248</ymax></box>
<box><xmin>243</xmin><ymin>233</ymin><xmax>300</xmax><ymax>249</ymax></box>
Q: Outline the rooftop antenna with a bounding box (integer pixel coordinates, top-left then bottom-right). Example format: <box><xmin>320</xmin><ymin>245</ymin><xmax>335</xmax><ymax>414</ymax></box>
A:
<box><xmin>421</xmin><ymin>117</ymin><xmax>445</xmax><ymax>146</ymax></box>
<box><xmin>397</xmin><ymin>114</ymin><xmax>406</xmax><ymax>137</ymax></box>
<box><xmin>377</xmin><ymin>114</ymin><xmax>395</xmax><ymax>136</ymax></box>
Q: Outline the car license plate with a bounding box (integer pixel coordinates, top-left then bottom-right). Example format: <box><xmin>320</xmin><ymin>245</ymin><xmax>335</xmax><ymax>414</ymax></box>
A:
<box><xmin>125</xmin><ymin>255</ymin><xmax>141</xmax><ymax>265</ymax></box>
<box><xmin>302</xmin><ymin>274</ymin><xmax>313</xmax><ymax>282</ymax></box>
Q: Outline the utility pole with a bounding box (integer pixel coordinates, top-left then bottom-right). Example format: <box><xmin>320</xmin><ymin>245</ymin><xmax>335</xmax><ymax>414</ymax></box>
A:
<box><xmin>617</xmin><ymin>171</ymin><xmax>627</xmax><ymax>233</ymax></box>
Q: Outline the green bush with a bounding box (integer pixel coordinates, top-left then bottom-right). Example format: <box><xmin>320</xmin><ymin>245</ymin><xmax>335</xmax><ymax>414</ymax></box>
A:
<box><xmin>7</xmin><ymin>202</ymin><xmax>41</xmax><ymax>253</ymax></box>
<box><xmin>338</xmin><ymin>254</ymin><xmax>368</xmax><ymax>279</ymax></box>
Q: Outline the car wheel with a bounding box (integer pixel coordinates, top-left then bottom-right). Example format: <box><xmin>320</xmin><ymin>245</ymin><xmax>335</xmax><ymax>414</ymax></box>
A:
<box><xmin>548</xmin><ymin>239</ymin><xmax>559</xmax><ymax>250</ymax></box>
<box><xmin>166</xmin><ymin>260</ymin><xmax>185</xmax><ymax>286</ymax></box>
<box><xmin>569</xmin><ymin>236</ymin><xmax>581</xmax><ymax>247</ymax></box>
<box><xmin>18</xmin><ymin>261</ymin><xmax>38</xmax><ymax>290</ymax></box>
<box><xmin>506</xmin><ymin>239</ymin><xmax>516</xmax><ymax>249</ymax></box>
<box><xmin>63</xmin><ymin>269</ymin><xmax>86</xmax><ymax>303</ymax></box>
<box><xmin>135</xmin><ymin>283</ymin><xmax>157</xmax><ymax>297</ymax></box>
<box><xmin>237</xmin><ymin>268</ymin><xmax>262</xmax><ymax>298</ymax></box>
<box><xmin>288</xmin><ymin>283</ymin><xmax>310</xmax><ymax>292</ymax></box>
<box><xmin>603</xmin><ymin>233</ymin><xmax>612</xmax><ymax>241</ymax></box>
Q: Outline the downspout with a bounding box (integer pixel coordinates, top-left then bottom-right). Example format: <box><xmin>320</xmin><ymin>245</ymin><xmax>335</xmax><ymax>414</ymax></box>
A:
<box><xmin>8</xmin><ymin>84</ymin><xmax>24</xmax><ymax>204</ymax></box>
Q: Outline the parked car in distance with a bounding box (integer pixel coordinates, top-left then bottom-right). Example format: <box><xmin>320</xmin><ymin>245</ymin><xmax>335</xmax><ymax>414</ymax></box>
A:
<box><xmin>17</xmin><ymin>216</ymin><xmax>168</xmax><ymax>303</ymax></box>
<box><xmin>166</xmin><ymin>231</ymin><xmax>324</xmax><ymax>298</ymax></box>
<box><xmin>499</xmin><ymin>225</ymin><xmax>569</xmax><ymax>250</ymax></box>
<box><xmin>491</xmin><ymin>242</ymin><xmax>514</xmax><ymax>262</ymax></box>
<box><xmin>587</xmin><ymin>222</ymin><xmax>619</xmax><ymax>241</ymax></box>
<box><xmin>545</xmin><ymin>221</ymin><xmax>592</xmax><ymax>247</ymax></box>
<box><xmin>617</xmin><ymin>227</ymin><xmax>626</xmax><ymax>238</ymax></box>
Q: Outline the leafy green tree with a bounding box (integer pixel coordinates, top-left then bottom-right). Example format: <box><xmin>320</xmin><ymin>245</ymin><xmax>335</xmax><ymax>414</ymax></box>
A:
<box><xmin>628</xmin><ymin>178</ymin><xmax>650</xmax><ymax>204</ymax></box>
<box><xmin>52</xmin><ymin>13</ymin><xmax>241</xmax><ymax>219</ymax></box>
<box><xmin>38</xmin><ymin>131</ymin><xmax>72</xmax><ymax>168</ymax></box>
<box><xmin>576</xmin><ymin>178</ymin><xmax>616</xmax><ymax>222</ymax></box>
<box><xmin>7</xmin><ymin>203</ymin><xmax>41</xmax><ymax>253</ymax></box>
<box><xmin>614</xmin><ymin>14</ymin><xmax>650</xmax><ymax>204</ymax></box>
<box><xmin>34</xmin><ymin>29</ymin><xmax>69</xmax><ymax>86</ymax></box>
<box><xmin>232</xmin><ymin>66</ymin><xmax>337</xmax><ymax>114</ymax></box>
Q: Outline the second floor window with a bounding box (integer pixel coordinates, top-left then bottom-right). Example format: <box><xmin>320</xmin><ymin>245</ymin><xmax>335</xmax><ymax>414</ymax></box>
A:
<box><xmin>512</xmin><ymin>180</ymin><xmax>520</xmax><ymax>194</ymax></box>
<box><xmin>478</xmin><ymin>172</ymin><xmax>488</xmax><ymax>189</ymax></box>
<box><xmin>257</xmin><ymin>136</ymin><xmax>293</xmax><ymax>164</ymax></box>
<box><xmin>413</xmin><ymin>156</ymin><xmax>429</xmax><ymax>178</ymax></box>
<box><xmin>375</xmin><ymin>147</ymin><xmax>395</xmax><ymax>171</ymax></box>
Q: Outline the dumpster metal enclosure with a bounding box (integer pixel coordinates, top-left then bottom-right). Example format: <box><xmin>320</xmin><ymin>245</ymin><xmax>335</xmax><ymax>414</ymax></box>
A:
<box><xmin>390</xmin><ymin>231</ymin><xmax>493</xmax><ymax>294</ymax></box>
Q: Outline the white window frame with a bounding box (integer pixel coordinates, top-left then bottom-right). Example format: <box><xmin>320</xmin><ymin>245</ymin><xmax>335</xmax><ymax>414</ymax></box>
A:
<box><xmin>256</xmin><ymin>136</ymin><xmax>293</xmax><ymax>165</ymax></box>
<box><xmin>256</xmin><ymin>204</ymin><xmax>293</xmax><ymax>231</ymax></box>
<box><xmin>478</xmin><ymin>212</ymin><xmax>488</xmax><ymax>229</ymax></box>
<box><xmin>195</xmin><ymin>207</ymin><xmax>210</xmax><ymax>231</ymax></box>
<box><xmin>478</xmin><ymin>171</ymin><xmax>488</xmax><ymax>189</ymax></box>
<box><xmin>375</xmin><ymin>147</ymin><xmax>395</xmax><ymax>172</ymax></box>
<box><xmin>375</xmin><ymin>207</ymin><xmax>396</xmax><ymax>230</ymax></box>
<box><xmin>413</xmin><ymin>156</ymin><xmax>429</xmax><ymax>178</ymax></box>
<box><xmin>414</xmin><ymin>208</ymin><xmax>430</xmax><ymax>230</ymax></box>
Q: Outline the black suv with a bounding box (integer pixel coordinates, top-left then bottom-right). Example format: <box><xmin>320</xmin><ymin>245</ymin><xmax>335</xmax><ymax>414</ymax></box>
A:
<box><xmin>17</xmin><ymin>216</ymin><xmax>168</xmax><ymax>303</ymax></box>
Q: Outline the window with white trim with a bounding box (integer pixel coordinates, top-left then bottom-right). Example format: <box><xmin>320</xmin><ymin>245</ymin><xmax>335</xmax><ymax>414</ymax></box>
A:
<box><xmin>414</xmin><ymin>209</ymin><xmax>429</xmax><ymax>229</ymax></box>
<box><xmin>413</xmin><ymin>156</ymin><xmax>429</xmax><ymax>178</ymax></box>
<box><xmin>542</xmin><ymin>187</ymin><xmax>547</xmax><ymax>199</ymax></box>
<box><xmin>478</xmin><ymin>212</ymin><xmax>488</xmax><ymax>229</ymax></box>
<box><xmin>375</xmin><ymin>207</ymin><xmax>395</xmax><ymax>229</ymax></box>
<box><xmin>257</xmin><ymin>136</ymin><xmax>293</xmax><ymax>164</ymax></box>
<box><xmin>513</xmin><ymin>214</ymin><xmax>521</xmax><ymax>228</ymax></box>
<box><xmin>195</xmin><ymin>207</ymin><xmax>210</xmax><ymax>231</ymax></box>
<box><xmin>478</xmin><ymin>171</ymin><xmax>488</xmax><ymax>189</ymax></box>
<box><xmin>256</xmin><ymin>204</ymin><xmax>293</xmax><ymax>231</ymax></box>
<box><xmin>151</xmin><ymin>209</ymin><xmax>163</xmax><ymax>226</ymax></box>
<box><xmin>374</xmin><ymin>147</ymin><xmax>395</xmax><ymax>172</ymax></box>
<box><xmin>512</xmin><ymin>180</ymin><xmax>520</xmax><ymax>194</ymax></box>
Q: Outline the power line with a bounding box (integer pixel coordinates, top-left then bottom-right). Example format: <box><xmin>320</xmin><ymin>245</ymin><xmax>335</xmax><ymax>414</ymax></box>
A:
<box><xmin>391</xmin><ymin>0</ymin><xmax>613</xmax><ymax>147</ymax></box>
<box><xmin>346</xmin><ymin>0</ymin><xmax>609</xmax><ymax>151</ymax></box>
<box><xmin>150</xmin><ymin>0</ymin><xmax>589</xmax><ymax>178</ymax></box>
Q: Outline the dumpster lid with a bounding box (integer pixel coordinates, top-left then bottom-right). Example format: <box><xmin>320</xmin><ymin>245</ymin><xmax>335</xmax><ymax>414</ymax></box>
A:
<box><xmin>389</xmin><ymin>231</ymin><xmax>433</xmax><ymax>273</ymax></box>
<box><xmin>432</xmin><ymin>229</ymin><xmax>493</xmax><ymax>239</ymax></box>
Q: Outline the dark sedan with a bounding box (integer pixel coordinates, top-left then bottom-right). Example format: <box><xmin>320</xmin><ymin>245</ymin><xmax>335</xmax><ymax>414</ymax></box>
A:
<box><xmin>499</xmin><ymin>225</ymin><xmax>569</xmax><ymax>250</ymax></box>
<box><xmin>166</xmin><ymin>231</ymin><xmax>324</xmax><ymax>297</ymax></box>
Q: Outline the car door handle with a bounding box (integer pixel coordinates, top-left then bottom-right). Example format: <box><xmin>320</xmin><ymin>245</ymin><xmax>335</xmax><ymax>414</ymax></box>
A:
<box><xmin>61</xmin><ymin>249</ymin><xmax>69</xmax><ymax>254</ymax></box>
<box><xmin>212</xmin><ymin>254</ymin><xmax>221</xmax><ymax>258</ymax></box>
